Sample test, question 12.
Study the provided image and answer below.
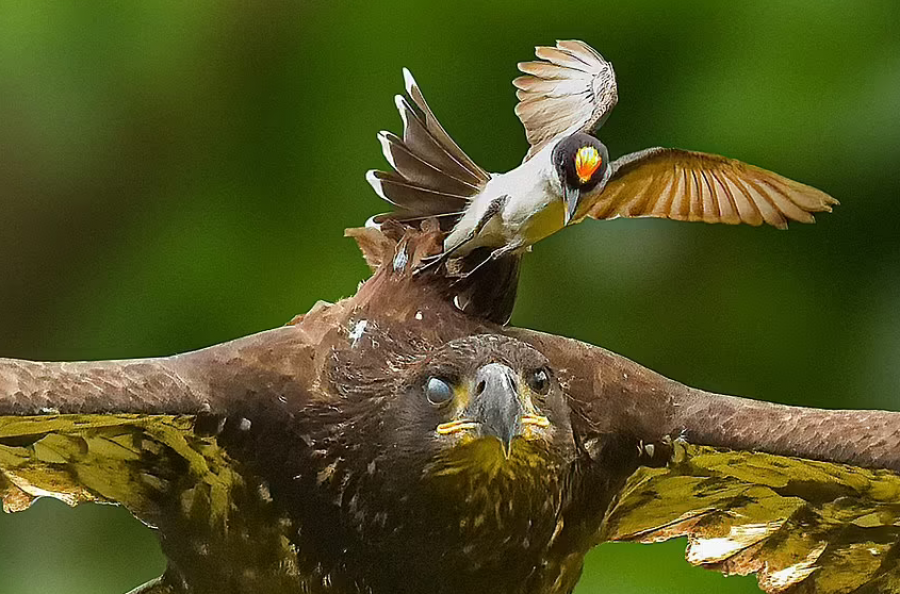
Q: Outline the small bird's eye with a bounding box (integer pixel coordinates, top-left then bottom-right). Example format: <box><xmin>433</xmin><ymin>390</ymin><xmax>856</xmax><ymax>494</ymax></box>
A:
<box><xmin>527</xmin><ymin>367</ymin><xmax>551</xmax><ymax>395</ymax></box>
<box><xmin>425</xmin><ymin>377</ymin><xmax>453</xmax><ymax>406</ymax></box>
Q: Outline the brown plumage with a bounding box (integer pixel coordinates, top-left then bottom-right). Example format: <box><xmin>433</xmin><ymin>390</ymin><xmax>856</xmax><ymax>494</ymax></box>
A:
<box><xmin>580</xmin><ymin>147</ymin><xmax>839</xmax><ymax>229</ymax></box>
<box><xmin>1</xmin><ymin>226</ymin><xmax>899</xmax><ymax>594</ymax></box>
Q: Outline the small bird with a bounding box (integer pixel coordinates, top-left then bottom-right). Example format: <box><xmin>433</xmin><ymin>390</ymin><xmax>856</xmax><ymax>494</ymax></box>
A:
<box><xmin>367</xmin><ymin>40</ymin><xmax>839</xmax><ymax>270</ymax></box>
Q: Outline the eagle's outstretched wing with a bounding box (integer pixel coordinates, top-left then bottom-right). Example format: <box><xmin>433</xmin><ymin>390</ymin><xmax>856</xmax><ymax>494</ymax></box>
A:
<box><xmin>607</xmin><ymin>441</ymin><xmax>900</xmax><ymax>593</ymax></box>
<box><xmin>0</xmin><ymin>413</ymin><xmax>247</xmax><ymax>594</ymax></box>
<box><xmin>0</xmin><ymin>356</ymin><xmax>217</xmax><ymax>518</ymax></box>
<box><xmin>0</xmin><ymin>324</ymin><xmax>330</xmax><ymax>594</ymax></box>
<box><xmin>0</xmin><ymin>413</ymin><xmax>234</xmax><ymax>519</ymax></box>
<box><xmin>514</xmin><ymin>329</ymin><xmax>900</xmax><ymax>594</ymax></box>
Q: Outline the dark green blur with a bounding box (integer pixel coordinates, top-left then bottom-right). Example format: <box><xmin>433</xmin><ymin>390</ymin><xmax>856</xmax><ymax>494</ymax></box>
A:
<box><xmin>0</xmin><ymin>1</ymin><xmax>897</xmax><ymax>592</ymax></box>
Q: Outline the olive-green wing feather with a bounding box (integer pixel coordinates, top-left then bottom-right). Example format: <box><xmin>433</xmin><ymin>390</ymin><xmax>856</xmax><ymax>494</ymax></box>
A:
<box><xmin>0</xmin><ymin>412</ymin><xmax>252</xmax><ymax>594</ymax></box>
<box><xmin>0</xmin><ymin>413</ymin><xmax>238</xmax><ymax>524</ymax></box>
<box><xmin>605</xmin><ymin>440</ymin><xmax>900</xmax><ymax>593</ymax></box>
<box><xmin>0</xmin><ymin>325</ymin><xmax>326</xmax><ymax>593</ymax></box>
<box><xmin>0</xmin><ymin>353</ymin><xmax>242</xmax><ymax>523</ymax></box>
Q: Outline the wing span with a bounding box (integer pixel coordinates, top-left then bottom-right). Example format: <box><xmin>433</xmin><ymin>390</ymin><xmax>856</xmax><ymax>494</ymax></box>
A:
<box><xmin>0</xmin><ymin>354</ymin><xmax>218</xmax><ymax>516</ymax></box>
<box><xmin>0</xmin><ymin>324</ymin><xmax>330</xmax><ymax>592</ymax></box>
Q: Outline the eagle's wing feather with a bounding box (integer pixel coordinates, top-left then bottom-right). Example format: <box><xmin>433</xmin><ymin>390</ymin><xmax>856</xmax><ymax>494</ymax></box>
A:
<box><xmin>606</xmin><ymin>441</ymin><xmax>900</xmax><ymax>594</ymax></box>
<box><xmin>0</xmin><ymin>413</ymin><xmax>234</xmax><ymax>524</ymax></box>
<box><xmin>0</xmin><ymin>325</ymin><xmax>327</xmax><ymax>593</ymax></box>
<box><xmin>512</xmin><ymin>329</ymin><xmax>900</xmax><ymax>593</ymax></box>
<box><xmin>0</xmin><ymin>411</ymin><xmax>250</xmax><ymax>594</ymax></box>
<box><xmin>0</xmin><ymin>353</ymin><xmax>223</xmax><ymax>518</ymax></box>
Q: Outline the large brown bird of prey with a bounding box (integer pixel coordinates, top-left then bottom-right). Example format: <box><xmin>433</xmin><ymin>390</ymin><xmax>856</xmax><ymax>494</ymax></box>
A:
<box><xmin>1</xmin><ymin>225</ymin><xmax>899</xmax><ymax>594</ymax></box>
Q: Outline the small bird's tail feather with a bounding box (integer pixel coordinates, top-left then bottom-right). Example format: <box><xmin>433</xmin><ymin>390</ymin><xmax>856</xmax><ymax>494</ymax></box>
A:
<box><xmin>367</xmin><ymin>69</ymin><xmax>489</xmax><ymax>223</ymax></box>
<box><xmin>367</xmin><ymin>170</ymin><xmax>470</xmax><ymax>222</ymax></box>
<box><xmin>377</xmin><ymin>131</ymin><xmax>481</xmax><ymax>195</ymax></box>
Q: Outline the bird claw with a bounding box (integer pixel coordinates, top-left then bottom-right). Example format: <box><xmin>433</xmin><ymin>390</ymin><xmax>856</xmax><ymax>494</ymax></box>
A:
<box><xmin>450</xmin><ymin>243</ymin><xmax>523</xmax><ymax>285</ymax></box>
<box><xmin>450</xmin><ymin>256</ymin><xmax>493</xmax><ymax>284</ymax></box>
<box><xmin>413</xmin><ymin>253</ymin><xmax>448</xmax><ymax>276</ymax></box>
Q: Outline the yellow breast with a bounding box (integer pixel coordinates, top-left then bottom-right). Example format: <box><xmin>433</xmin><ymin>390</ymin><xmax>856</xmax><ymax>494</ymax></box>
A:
<box><xmin>522</xmin><ymin>199</ymin><xmax>566</xmax><ymax>245</ymax></box>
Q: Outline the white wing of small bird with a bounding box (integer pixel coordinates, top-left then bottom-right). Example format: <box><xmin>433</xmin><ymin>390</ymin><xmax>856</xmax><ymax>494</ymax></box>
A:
<box><xmin>366</xmin><ymin>40</ymin><xmax>838</xmax><ymax>269</ymax></box>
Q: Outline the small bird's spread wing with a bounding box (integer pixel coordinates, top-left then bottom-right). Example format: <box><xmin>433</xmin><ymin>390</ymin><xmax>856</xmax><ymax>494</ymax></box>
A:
<box><xmin>586</xmin><ymin>148</ymin><xmax>839</xmax><ymax>229</ymax></box>
<box><xmin>514</xmin><ymin>40</ymin><xmax>618</xmax><ymax>160</ymax></box>
<box><xmin>606</xmin><ymin>440</ymin><xmax>900</xmax><ymax>593</ymax></box>
<box><xmin>368</xmin><ymin>69</ymin><xmax>490</xmax><ymax>223</ymax></box>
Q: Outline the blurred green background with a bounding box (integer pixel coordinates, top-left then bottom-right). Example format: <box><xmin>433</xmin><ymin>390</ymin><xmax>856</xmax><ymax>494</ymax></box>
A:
<box><xmin>1</xmin><ymin>1</ymin><xmax>898</xmax><ymax>592</ymax></box>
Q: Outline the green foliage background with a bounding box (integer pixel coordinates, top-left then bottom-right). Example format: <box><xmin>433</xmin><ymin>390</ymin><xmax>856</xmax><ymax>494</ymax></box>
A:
<box><xmin>0</xmin><ymin>1</ymin><xmax>898</xmax><ymax>592</ymax></box>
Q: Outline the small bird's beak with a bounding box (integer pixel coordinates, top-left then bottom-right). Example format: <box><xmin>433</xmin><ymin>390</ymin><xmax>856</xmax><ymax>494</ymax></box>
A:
<box><xmin>563</xmin><ymin>186</ymin><xmax>580</xmax><ymax>226</ymax></box>
<box><xmin>469</xmin><ymin>363</ymin><xmax>523</xmax><ymax>456</ymax></box>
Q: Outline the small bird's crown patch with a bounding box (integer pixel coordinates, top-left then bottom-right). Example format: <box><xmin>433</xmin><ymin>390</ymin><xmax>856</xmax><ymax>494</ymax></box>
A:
<box><xmin>574</xmin><ymin>146</ymin><xmax>602</xmax><ymax>184</ymax></box>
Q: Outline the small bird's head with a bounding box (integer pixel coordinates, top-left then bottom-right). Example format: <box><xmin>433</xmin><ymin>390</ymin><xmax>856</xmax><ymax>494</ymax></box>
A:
<box><xmin>552</xmin><ymin>132</ymin><xmax>610</xmax><ymax>225</ymax></box>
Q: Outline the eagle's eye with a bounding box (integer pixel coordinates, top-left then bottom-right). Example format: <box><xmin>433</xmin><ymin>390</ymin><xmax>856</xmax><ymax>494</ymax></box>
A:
<box><xmin>527</xmin><ymin>367</ymin><xmax>551</xmax><ymax>395</ymax></box>
<box><xmin>425</xmin><ymin>377</ymin><xmax>453</xmax><ymax>406</ymax></box>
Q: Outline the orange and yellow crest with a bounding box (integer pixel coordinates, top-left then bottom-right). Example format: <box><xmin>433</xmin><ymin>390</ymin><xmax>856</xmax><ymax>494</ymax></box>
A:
<box><xmin>574</xmin><ymin>146</ymin><xmax>601</xmax><ymax>183</ymax></box>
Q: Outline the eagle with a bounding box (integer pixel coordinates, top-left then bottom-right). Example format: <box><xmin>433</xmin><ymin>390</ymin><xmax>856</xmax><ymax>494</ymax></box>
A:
<box><xmin>1</xmin><ymin>225</ymin><xmax>899</xmax><ymax>594</ymax></box>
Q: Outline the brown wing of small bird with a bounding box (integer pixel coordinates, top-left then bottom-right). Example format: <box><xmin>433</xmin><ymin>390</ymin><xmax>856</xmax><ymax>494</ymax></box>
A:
<box><xmin>582</xmin><ymin>147</ymin><xmax>839</xmax><ymax>229</ymax></box>
<box><xmin>513</xmin><ymin>42</ymin><xmax>838</xmax><ymax>229</ymax></box>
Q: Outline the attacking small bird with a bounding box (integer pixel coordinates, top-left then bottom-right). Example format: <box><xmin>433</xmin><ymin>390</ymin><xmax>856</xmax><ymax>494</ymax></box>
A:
<box><xmin>367</xmin><ymin>40</ymin><xmax>839</xmax><ymax>270</ymax></box>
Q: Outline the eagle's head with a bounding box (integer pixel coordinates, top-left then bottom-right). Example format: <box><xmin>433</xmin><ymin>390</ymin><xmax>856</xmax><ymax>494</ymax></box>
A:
<box><xmin>305</xmin><ymin>333</ymin><xmax>577</xmax><ymax>592</ymax></box>
<box><xmin>384</xmin><ymin>334</ymin><xmax>575</xmax><ymax>480</ymax></box>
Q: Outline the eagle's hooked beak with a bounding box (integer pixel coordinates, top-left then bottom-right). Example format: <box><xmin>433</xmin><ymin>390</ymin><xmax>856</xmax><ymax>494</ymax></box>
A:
<box><xmin>469</xmin><ymin>363</ymin><xmax>522</xmax><ymax>456</ymax></box>
<box><xmin>435</xmin><ymin>363</ymin><xmax>551</xmax><ymax>457</ymax></box>
<box><xmin>563</xmin><ymin>186</ymin><xmax>580</xmax><ymax>226</ymax></box>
